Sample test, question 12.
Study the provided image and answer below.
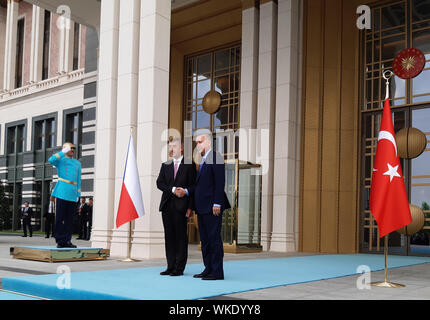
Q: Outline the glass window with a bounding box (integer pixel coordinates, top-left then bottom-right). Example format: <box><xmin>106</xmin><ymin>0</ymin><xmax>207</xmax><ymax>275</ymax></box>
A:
<box><xmin>15</xmin><ymin>18</ymin><xmax>25</xmax><ymax>89</ymax></box>
<box><xmin>184</xmin><ymin>44</ymin><xmax>241</xmax><ymax>159</ymax></box>
<box><xmin>34</xmin><ymin>120</ymin><xmax>44</xmax><ymax>150</ymax></box>
<box><xmin>412</xmin><ymin>0</ymin><xmax>430</xmax><ymax>22</ymax></box>
<box><xmin>16</xmin><ymin>125</ymin><xmax>25</xmax><ymax>153</ymax></box>
<box><xmin>42</xmin><ymin>10</ymin><xmax>51</xmax><ymax>80</ymax></box>
<box><xmin>361</xmin><ymin>0</ymin><xmax>430</xmax><ymax>255</ymax></box>
<box><xmin>34</xmin><ymin>118</ymin><xmax>56</xmax><ymax>150</ymax></box>
<box><xmin>73</xmin><ymin>23</ymin><xmax>80</xmax><ymax>71</ymax></box>
<box><xmin>65</xmin><ymin>112</ymin><xmax>82</xmax><ymax>157</ymax></box>
<box><xmin>7</xmin><ymin>127</ymin><xmax>16</xmax><ymax>154</ymax></box>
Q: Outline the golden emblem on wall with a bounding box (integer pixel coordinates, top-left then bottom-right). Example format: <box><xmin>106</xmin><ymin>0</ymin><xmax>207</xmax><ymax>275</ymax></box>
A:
<box><xmin>202</xmin><ymin>90</ymin><xmax>221</xmax><ymax>114</ymax></box>
<box><xmin>393</xmin><ymin>48</ymin><xmax>425</xmax><ymax>79</ymax></box>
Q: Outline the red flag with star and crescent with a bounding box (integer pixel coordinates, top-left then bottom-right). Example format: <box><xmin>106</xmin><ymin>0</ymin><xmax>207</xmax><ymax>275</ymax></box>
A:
<box><xmin>369</xmin><ymin>97</ymin><xmax>412</xmax><ymax>238</ymax></box>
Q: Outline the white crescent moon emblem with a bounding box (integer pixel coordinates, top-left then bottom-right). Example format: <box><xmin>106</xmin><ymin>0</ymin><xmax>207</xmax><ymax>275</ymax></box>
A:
<box><xmin>377</xmin><ymin>130</ymin><xmax>398</xmax><ymax>156</ymax></box>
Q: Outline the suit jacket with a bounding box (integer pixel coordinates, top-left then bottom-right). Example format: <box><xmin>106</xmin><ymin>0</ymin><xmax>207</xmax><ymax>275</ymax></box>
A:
<box><xmin>156</xmin><ymin>157</ymin><xmax>196</xmax><ymax>213</ymax></box>
<box><xmin>192</xmin><ymin>150</ymin><xmax>231</xmax><ymax>215</ymax></box>
<box><xmin>43</xmin><ymin>201</ymin><xmax>56</xmax><ymax>219</ymax></box>
<box><xmin>86</xmin><ymin>205</ymin><xmax>93</xmax><ymax>224</ymax></box>
<box><xmin>78</xmin><ymin>203</ymin><xmax>90</xmax><ymax>220</ymax></box>
<box><xmin>21</xmin><ymin>207</ymin><xmax>33</xmax><ymax>220</ymax></box>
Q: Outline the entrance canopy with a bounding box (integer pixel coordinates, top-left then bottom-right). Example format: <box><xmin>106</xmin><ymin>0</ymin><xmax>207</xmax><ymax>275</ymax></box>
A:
<box><xmin>24</xmin><ymin>0</ymin><xmax>100</xmax><ymax>32</ymax></box>
<box><xmin>23</xmin><ymin>0</ymin><xmax>201</xmax><ymax>33</ymax></box>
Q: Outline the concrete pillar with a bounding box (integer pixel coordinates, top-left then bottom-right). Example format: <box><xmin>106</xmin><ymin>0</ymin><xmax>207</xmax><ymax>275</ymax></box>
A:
<box><xmin>57</xmin><ymin>15</ymin><xmax>74</xmax><ymax>74</ymax></box>
<box><xmin>271</xmin><ymin>0</ymin><xmax>302</xmax><ymax>252</ymax></box>
<box><xmin>257</xmin><ymin>0</ymin><xmax>277</xmax><ymax>251</ymax></box>
<box><xmin>91</xmin><ymin>0</ymin><xmax>120</xmax><ymax>249</ymax></box>
<box><xmin>29</xmin><ymin>5</ymin><xmax>44</xmax><ymax>83</ymax></box>
<box><xmin>109</xmin><ymin>0</ymin><xmax>141</xmax><ymax>258</ymax></box>
<box><xmin>133</xmin><ymin>0</ymin><xmax>171</xmax><ymax>259</ymax></box>
<box><xmin>239</xmin><ymin>0</ymin><xmax>259</xmax><ymax>164</ymax></box>
<box><xmin>3</xmin><ymin>0</ymin><xmax>19</xmax><ymax>91</ymax></box>
<box><xmin>0</xmin><ymin>6</ymin><xmax>7</xmax><ymax>90</ymax></box>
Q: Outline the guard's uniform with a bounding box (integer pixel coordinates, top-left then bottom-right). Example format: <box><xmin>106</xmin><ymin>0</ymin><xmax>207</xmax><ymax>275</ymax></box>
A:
<box><xmin>49</xmin><ymin>151</ymin><xmax>81</xmax><ymax>246</ymax></box>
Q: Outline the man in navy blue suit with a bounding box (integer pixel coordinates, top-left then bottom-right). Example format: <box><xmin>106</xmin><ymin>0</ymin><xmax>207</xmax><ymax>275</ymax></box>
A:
<box><xmin>192</xmin><ymin>132</ymin><xmax>230</xmax><ymax>280</ymax></box>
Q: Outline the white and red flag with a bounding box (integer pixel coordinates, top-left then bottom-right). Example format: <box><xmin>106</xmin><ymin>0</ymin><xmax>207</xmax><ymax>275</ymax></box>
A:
<box><xmin>116</xmin><ymin>136</ymin><xmax>145</xmax><ymax>228</ymax></box>
<box><xmin>369</xmin><ymin>97</ymin><xmax>411</xmax><ymax>238</ymax></box>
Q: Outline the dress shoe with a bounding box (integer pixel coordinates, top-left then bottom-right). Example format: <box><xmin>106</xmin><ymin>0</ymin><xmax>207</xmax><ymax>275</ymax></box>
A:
<box><xmin>202</xmin><ymin>275</ymin><xmax>224</xmax><ymax>280</ymax></box>
<box><xmin>57</xmin><ymin>243</ymin><xmax>66</xmax><ymax>248</ymax></box>
<box><xmin>169</xmin><ymin>271</ymin><xmax>184</xmax><ymax>276</ymax></box>
<box><xmin>22</xmin><ymin>235</ymin><xmax>27</xmax><ymax>237</ymax></box>
<box><xmin>160</xmin><ymin>270</ymin><xmax>173</xmax><ymax>276</ymax></box>
<box><xmin>66</xmin><ymin>242</ymin><xmax>77</xmax><ymax>248</ymax></box>
<box><xmin>45</xmin><ymin>236</ymin><xmax>49</xmax><ymax>238</ymax></box>
<box><xmin>76</xmin><ymin>237</ymin><xmax>83</xmax><ymax>240</ymax></box>
<box><xmin>193</xmin><ymin>272</ymin><xmax>208</xmax><ymax>278</ymax></box>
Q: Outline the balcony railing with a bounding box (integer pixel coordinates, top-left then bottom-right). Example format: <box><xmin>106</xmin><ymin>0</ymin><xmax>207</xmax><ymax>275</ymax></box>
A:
<box><xmin>0</xmin><ymin>68</ymin><xmax>86</xmax><ymax>103</ymax></box>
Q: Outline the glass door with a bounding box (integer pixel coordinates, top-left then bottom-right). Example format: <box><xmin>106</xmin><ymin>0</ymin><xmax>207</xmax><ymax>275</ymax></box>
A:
<box><xmin>409</xmin><ymin>107</ymin><xmax>430</xmax><ymax>255</ymax></box>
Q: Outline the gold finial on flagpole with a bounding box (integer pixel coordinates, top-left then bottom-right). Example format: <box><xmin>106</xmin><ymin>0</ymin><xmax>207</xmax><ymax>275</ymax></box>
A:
<box><xmin>383</xmin><ymin>70</ymin><xmax>394</xmax><ymax>100</ymax></box>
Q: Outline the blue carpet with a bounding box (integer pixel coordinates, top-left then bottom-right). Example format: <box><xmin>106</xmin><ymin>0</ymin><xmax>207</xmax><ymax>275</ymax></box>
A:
<box><xmin>2</xmin><ymin>254</ymin><xmax>430</xmax><ymax>300</ymax></box>
<box><xmin>0</xmin><ymin>290</ymin><xmax>41</xmax><ymax>300</ymax></box>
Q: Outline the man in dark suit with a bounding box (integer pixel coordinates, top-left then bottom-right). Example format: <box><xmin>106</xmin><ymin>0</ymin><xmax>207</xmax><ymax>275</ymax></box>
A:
<box><xmin>43</xmin><ymin>196</ymin><xmax>56</xmax><ymax>238</ymax></box>
<box><xmin>156</xmin><ymin>137</ymin><xmax>196</xmax><ymax>276</ymax></box>
<box><xmin>85</xmin><ymin>198</ymin><xmax>93</xmax><ymax>240</ymax></box>
<box><xmin>76</xmin><ymin>197</ymin><xmax>88</xmax><ymax>240</ymax></box>
<box><xmin>21</xmin><ymin>201</ymin><xmax>33</xmax><ymax>237</ymax></box>
<box><xmin>192</xmin><ymin>132</ymin><xmax>230</xmax><ymax>280</ymax></box>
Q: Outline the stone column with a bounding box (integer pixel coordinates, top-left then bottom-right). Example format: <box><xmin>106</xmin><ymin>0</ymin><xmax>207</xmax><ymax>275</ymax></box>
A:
<box><xmin>109</xmin><ymin>0</ymin><xmax>141</xmax><ymax>257</ymax></box>
<box><xmin>3</xmin><ymin>0</ymin><xmax>19</xmax><ymax>91</ymax></box>
<box><xmin>29</xmin><ymin>5</ymin><xmax>44</xmax><ymax>83</ymax></box>
<box><xmin>257</xmin><ymin>0</ymin><xmax>277</xmax><ymax>251</ymax></box>
<box><xmin>57</xmin><ymin>15</ymin><xmax>74</xmax><ymax>74</ymax></box>
<box><xmin>271</xmin><ymin>0</ymin><xmax>302</xmax><ymax>252</ymax></box>
<box><xmin>91</xmin><ymin>0</ymin><xmax>120</xmax><ymax>249</ymax></box>
<box><xmin>0</xmin><ymin>6</ymin><xmax>7</xmax><ymax>90</ymax></box>
<box><xmin>239</xmin><ymin>0</ymin><xmax>259</xmax><ymax>164</ymax></box>
<box><xmin>133</xmin><ymin>0</ymin><xmax>171</xmax><ymax>259</ymax></box>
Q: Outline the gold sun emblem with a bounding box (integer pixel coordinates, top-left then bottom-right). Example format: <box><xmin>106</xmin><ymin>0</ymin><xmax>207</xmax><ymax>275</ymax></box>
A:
<box><xmin>401</xmin><ymin>56</ymin><xmax>416</xmax><ymax>71</ymax></box>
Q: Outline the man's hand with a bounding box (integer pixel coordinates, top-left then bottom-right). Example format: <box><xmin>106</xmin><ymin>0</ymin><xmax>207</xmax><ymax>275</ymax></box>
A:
<box><xmin>186</xmin><ymin>209</ymin><xmax>193</xmax><ymax>218</ymax></box>
<box><xmin>212</xmin><ymin>206</ymin><xmax>221</xmax><ymax>216</ymax></box>
<box><xmin>62</xmin><ymin>146</ymin><xmax>71</xmax><ymax>154</ymax></box>
<box><xmin>175</xmin><ymin>187</ymin><xmax>186</xmax><ymax>198</ymax></box>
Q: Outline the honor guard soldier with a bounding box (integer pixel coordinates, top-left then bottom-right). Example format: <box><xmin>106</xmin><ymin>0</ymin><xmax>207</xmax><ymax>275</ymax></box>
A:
<box><xmin>49</xmin><ymin>142</ymin><xmax>82</xmax><ymax>248</ymax></box>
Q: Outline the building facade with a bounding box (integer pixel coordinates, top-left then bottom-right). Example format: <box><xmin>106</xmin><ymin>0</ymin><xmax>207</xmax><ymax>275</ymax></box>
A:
<box><xmin>0</xmin><ymin>0</ymin><xmax>98</xmax><ymax>232</ymax></box>
<box><xmin>0</xmin><ymin>0</ymin><xmax>428</xmax><ymax>259</ymax></box>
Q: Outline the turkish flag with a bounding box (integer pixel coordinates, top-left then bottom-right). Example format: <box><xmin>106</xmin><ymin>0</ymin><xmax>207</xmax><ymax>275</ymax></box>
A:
<box><xmin>369</xmin><ymin>98</ymin><xmax>411</xmax><ymax>238</ymax></box>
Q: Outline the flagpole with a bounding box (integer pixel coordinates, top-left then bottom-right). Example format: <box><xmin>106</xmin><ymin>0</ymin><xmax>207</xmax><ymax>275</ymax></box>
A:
<box><xmin>371</xmin><ymin>234</ymin><xmax>405</xmax><ymax>288</ymax></box>
<box><xmin>370</xmin><ymin>70</ymin><xmax>404</xmax><ymax>288</ymax></box>
<box><xmin>119</xmin><ymin>220</ymin><xmax>141</xmax><ymax>262</ymax></box>
<box><xmin>119</xmin><ymin>126</ymin><xmax>141</xmax><ymax>262</ymax></box>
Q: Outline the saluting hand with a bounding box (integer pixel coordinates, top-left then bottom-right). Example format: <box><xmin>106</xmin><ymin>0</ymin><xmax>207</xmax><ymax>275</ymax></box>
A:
<box><xmin>62</xmin><ymin>146</ymin><xmax>71</xmax><ymax>154</ymax></box>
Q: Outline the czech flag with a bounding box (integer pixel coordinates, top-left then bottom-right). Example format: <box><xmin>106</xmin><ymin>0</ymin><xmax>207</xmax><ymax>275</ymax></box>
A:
<box><xmin>116</xmin><ymin>136</ymin><xmax>145</xmax><ymax>228</ymax></box>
